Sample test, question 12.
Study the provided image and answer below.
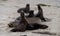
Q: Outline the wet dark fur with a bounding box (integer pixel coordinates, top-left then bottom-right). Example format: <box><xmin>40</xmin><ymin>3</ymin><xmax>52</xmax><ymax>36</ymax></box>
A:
<box><xmin>26</xmin><ymin>10</ymin><xmax>34</xmax><ymax>17</ymax></box>
<box><xmin>17</xmin><ymin>4</ymin><xmax>48</xmax><ymax>22</ymax></box>
<box><xmin>11</xmin><ymin>23</ymin><xmax>48</xmax><ymax>32</ymax></box>
<box><xmin>17</xmin><ymin>4</ymin><xmax>30</xmax><ymax>13</ymax></box>
<box><xmin>9</xmin><ymin>11</ymin><xmax>48</xmax><ymax>32</ymax></box>
<box><xmin>8</xmin><ymin>4</ymin><xmax>48</xmax><ymax>32</ymax></box>
<box><xmin>9</xmin><ymin>6</ymin><xmax>48</xmax><ymax>32</ymax></box>
<box><xmin>11</xmin><ymin>11</ymin><xmax>29</xmax><ymax>32</ymax></box>
<box><xmin>35</xmin><ymin>5</ymin><xmax>47</xmax><ymax>21</ymax></box>
<box><xmin>27</xmin><ymin>23</ymin><xmax>48</xmax><ymax>30</ymax></box>
<box><xmin>17</xmin><ymin>4</ymin><xmax>35</xmax><ymax>17</ymax></box>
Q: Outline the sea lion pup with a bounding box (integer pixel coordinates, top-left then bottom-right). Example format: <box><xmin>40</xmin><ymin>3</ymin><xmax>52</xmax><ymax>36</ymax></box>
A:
<box><xmin>36</xmin><ymin>5</ymin><xmax>47</xmax><ymax>22</ymax></box>
<box><xmin>11</xmin><ymin>11</ymin><xmax>29</xmax><ymax>32</ymax></box>
<box><xmin>17</xmin><ymin>4</ymin><xmax>34</xmax><ymax>17</ymax></box>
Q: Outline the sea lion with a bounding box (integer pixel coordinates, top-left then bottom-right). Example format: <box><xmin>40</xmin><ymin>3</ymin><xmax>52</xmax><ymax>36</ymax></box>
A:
<box><xmin>9</xmin><ymin>11</ymin><xmax>48</xmax><ymax>32</ymax></box>
<box><xmin>17</xmin><ymin>4</ymin><xmax>49</xmax><ymax>22</ymax></box>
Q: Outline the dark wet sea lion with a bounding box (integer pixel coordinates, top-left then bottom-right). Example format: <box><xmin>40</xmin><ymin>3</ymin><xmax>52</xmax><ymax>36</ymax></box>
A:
<box><xmin>17</xmin><ymin>4</ymin><xmax>49</xmax><ymax>22</ymax></box>
<box><xmin>8</xmin><ymin>11</ymin><xmax>48</xmax><ymax>32</ymax></box>
<box><xmin>8</xmin><ymin>11</ymin><xmax>48</xmax><ymax>31</ymax></box>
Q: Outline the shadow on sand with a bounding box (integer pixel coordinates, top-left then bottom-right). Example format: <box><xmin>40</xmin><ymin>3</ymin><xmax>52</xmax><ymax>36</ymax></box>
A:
<box><xmin>32</xmin><ymin>31</ymin><xmax>56</xmax><ymax>35</ymax></box>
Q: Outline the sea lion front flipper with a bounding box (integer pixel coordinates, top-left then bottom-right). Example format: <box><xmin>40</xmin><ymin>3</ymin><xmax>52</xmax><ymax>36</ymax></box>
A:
<box><xmin>41</xmin><ymin>18</ymin><xmax>51</xmax><ymax>22</ymax></box>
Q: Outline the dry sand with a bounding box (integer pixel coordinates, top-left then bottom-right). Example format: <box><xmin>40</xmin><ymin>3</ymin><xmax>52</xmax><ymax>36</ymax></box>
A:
<box><xmin>0</xmin><ymin>0</ymin><xmax>60</xmax><ymax>36</ymax></box>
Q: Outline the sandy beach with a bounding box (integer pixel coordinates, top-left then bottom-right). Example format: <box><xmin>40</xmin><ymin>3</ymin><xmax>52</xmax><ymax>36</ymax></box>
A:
<box><xmin>0</xmin><ymin>0</ymin><xmax>60</xmax><ymax>36</ymax></box>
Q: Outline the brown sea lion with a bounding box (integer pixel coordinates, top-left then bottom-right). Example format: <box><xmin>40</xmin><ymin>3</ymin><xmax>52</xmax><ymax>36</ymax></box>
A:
<box><xmin>9</xmin><ymin>11</ymin><xmax>48</xmax><ymax>32</ymax></box>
